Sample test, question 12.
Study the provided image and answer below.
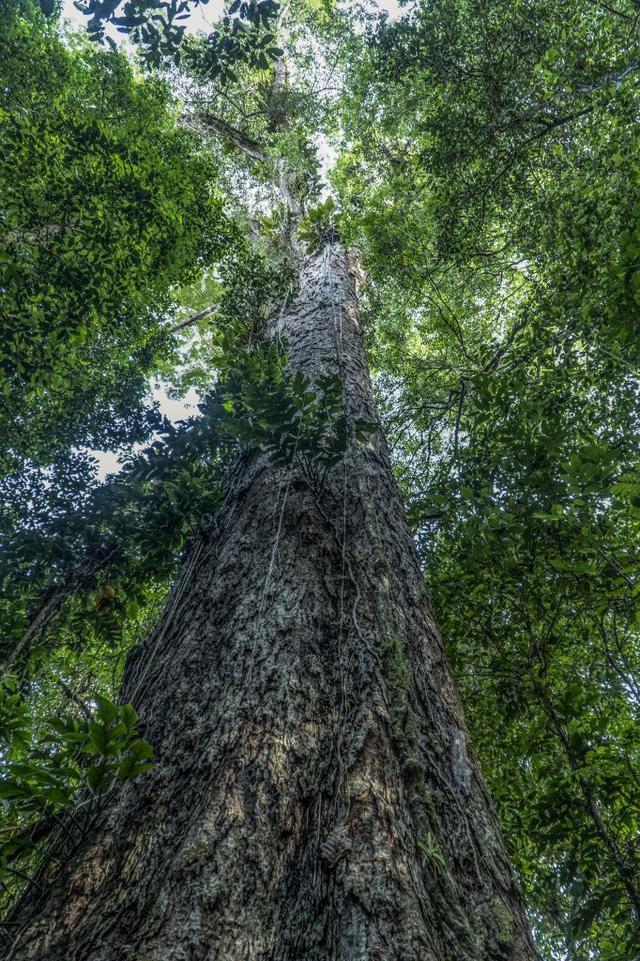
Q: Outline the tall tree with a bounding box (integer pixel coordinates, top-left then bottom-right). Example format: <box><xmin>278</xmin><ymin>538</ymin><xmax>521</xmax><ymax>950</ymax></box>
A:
<box><xmin>1</xmin><ymin>6</ymin><xmax>539</xmax><ymax>957</ymax></box>
<box><xmin>1</xmin><ymin>0</ymin><xmax>637</xmax><ymax>958</ymax></box>
<box><xmin>6</xmin><ymin>261</ymin><xmax>538</xmax><ymax>961</ymax></box>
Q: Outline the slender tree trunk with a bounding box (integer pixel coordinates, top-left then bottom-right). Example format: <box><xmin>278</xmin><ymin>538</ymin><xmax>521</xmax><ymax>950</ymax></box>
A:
<box><xmin>7</xmin><ymin>246</ymin><xmax>538</xmax><ymax>961</ymax></box>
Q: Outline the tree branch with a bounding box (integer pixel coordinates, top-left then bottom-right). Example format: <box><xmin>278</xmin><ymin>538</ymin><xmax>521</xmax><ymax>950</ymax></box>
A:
<box><xmin>182</xmin><ymin>111</ymin><xmax>268</xmax><ymax>162</ymax></box>
<box><xmin>4</xmin><ymin>223</ymin><xmax>67</xmax><ymax>246</ymax></box>
<box><xmin>167</xmin><ymin>305</ymin><xmax>219</xmax><ymax>335</ymax></box>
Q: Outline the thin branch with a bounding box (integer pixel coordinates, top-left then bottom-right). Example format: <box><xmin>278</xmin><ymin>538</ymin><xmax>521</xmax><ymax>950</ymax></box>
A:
<box><xmin>575</xmin><ymin>61</ymin><xmax>640</xmax><ymax>93</ymax></box>
<box><xmin>55</xmin><ymin>679</ymin><xmax>92</xmax><ymax>723</ymax></box>
<box><xmin>586</xmin><ymin>0</ymin><xmax>636</xmax><ymax>20</ymax></box>
<box><xmin>183</xmin><ymin>111</ymin><xmax>268</xmax><ymax>162</ymax></box>
<box><xmin>4</xmin><ymin>223</ymin><xmax>66</xmax><ymax>246</ymax></box>
<box><xmin>167</xmin><ymin>305</ymin><xmax>219</xmax><ymax>335</ymax></box>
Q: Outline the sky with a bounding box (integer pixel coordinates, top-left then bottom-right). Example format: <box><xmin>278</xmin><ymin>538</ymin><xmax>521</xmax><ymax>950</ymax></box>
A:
<box><xmin>61</xmin><ymin>0</ymin><xmax>403</xmax><ymax>35</ymax></box>
<box><xmin>60</xmin><ymin>0</ymin><xmax>402</xmax><ymax>479</ymax></box>
<box><xmin>87</xmin><ymin>385</ymin><xmax>202</xmax><ymax>481</ymax></box>
<box><xmin>62</xmin><ymin>0</ymin><xmax>227</xmax><ymax>38</ymax></box>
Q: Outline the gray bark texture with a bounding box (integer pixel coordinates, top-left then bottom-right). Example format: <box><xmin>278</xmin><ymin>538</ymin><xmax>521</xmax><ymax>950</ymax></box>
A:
<box><xmin>7</xmin><ymin>246</ymin><xmax>539</xmax><ymax>961</ymax></box>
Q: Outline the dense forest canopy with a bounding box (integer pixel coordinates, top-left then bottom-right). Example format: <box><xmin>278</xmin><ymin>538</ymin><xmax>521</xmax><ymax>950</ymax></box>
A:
<box><xmin>0</xmin><ymin>0</ymin><xmax>638</xmax><ymax>958</ymax></box>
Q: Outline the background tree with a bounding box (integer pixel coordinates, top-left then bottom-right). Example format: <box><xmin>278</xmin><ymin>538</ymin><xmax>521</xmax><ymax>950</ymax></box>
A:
<box><xmin>0</xmin><ymin>0</ymin><xmax>237</xmax><ymax>470</ymax></box>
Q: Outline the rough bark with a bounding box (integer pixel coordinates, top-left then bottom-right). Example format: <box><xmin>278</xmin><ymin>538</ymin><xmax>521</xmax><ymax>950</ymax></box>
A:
<box><xmin>6</xmin><ymin>246</ymin><xmax>539</xmax><ymax>961</ymax></box>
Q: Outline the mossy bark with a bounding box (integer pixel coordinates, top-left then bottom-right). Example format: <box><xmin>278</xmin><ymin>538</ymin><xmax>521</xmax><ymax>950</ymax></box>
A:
<box><xmin>7</xmin><ymin>246</ymin><xmax>538</xmax><ymax>961</ymax></box>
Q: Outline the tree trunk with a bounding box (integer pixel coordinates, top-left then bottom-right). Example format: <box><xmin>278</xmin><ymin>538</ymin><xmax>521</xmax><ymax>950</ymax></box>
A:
<box><xmin>7</xmin><ymin>246</ymin><xmax>538</xmax><ymax>961</ymax></box>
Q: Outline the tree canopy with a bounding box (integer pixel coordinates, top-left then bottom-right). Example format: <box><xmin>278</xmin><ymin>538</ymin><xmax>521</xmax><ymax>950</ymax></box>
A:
<box><xmin>1</xmin><ymin>0</ymin><xmax>639</xmax><ymax>957</ymax></box>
